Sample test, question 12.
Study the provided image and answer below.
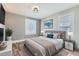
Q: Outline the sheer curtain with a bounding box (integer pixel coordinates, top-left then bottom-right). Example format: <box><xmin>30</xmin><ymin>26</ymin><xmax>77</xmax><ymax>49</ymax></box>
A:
<box><xmin>25</xmin><ymin>19</ymin><xmax>36</xmax><ymax>35</ymax></box>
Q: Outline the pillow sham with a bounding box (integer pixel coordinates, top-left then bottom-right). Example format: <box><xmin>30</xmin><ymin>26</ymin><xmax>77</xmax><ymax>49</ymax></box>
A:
<box><xmin>47</xmin><ymin>34</ymin><xmax>53</xmax><ymax>38</ymax></box>
<box><xmin>53</xmin><ymin>33</ymin><xmax>61</xmax><ymax>39</ymax></box>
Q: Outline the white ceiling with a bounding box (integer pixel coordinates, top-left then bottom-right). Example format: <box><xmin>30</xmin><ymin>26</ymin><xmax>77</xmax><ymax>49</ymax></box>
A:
<box><xmin>2</xmin><ymin>3</ymin><xmax>79</xmax><ymax>19</ymax></box>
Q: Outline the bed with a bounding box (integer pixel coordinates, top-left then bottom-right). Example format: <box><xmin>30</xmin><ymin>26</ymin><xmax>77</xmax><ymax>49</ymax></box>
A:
<box><xmin>24</xmin><ymin>31</ymin><xmax>66</xmax><ymax>56</ymax></box>
<box><xmin>25</xmin><ymin>36</ymin><xmax>64</xmax><ymax>56</ymax></box>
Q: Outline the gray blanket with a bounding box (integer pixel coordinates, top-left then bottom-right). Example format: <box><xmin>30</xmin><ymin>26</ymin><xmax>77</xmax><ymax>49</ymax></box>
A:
<box><xmin>32</xmin><ymin>38</ymin><xmax>56</xmax><ymax>56</ymax></box>
<box><xmin>25</xmin><ymin>37</ymin><xmax>57</xmax><ymax>56</ymax></box>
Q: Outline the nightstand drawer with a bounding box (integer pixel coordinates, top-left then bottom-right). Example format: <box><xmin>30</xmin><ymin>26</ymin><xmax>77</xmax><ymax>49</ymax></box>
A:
<box><xmin>65</xmin><ymin>42</ymin><xmax>69</xmax><ymax>49</ymax></box>
<box><xmin>68</xmin><ymin>42</ymin><xmax>73</xmax><ymax>51</ymax></box>
<box><xmin>65</xmin><ymin>41</ymin><xmax>74</xmax><ymax>51</ymax></box>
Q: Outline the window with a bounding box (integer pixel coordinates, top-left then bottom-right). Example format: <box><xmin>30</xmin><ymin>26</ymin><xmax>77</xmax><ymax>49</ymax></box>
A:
<box><xmin>25</xmin><ymin>19</ymin><xmax>36</xmax><ymax>35</ymax></box>
<box><xmin>60</xmin><ymin>13</ymin><xmax>73</xmax><ymax>32</ymax></box>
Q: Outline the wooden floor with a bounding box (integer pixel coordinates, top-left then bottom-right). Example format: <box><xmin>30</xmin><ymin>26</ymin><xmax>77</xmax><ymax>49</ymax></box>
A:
<box><xmin>12</xmin><ymin>41</ymin><xmax>79</xmax><ymax>56</ymax></box>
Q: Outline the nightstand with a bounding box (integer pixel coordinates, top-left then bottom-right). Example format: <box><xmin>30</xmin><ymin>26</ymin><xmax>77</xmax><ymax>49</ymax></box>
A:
<box><xmin>64</xmin><ymin>40</ymin><xmax>75</xmax><ymax>51</ymax></box>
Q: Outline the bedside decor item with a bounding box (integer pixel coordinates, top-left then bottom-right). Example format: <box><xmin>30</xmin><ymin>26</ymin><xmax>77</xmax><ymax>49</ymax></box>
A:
<box><xmin>5</xmin><ymin>28</ymin><xmax>13</xmax><ymax>41</ymax></box>
<box><xmin>67</xmin><ymin>32</ymin><xmax>73</xmax><ymax>40</ymax></box>
<box><xmin>44</xmin><ymin>19</ymin><xmax>53</xmax><ymax>29</ymax></box>
<box><xmin>40</xmin><ymin>31</ymin><xmax>43</xmax><ymax>36</ymax></box>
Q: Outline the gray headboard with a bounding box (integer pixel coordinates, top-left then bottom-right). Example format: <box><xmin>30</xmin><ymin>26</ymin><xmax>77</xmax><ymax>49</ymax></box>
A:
<box><xmin>45</xmin><ymin>30</ymin><xmax>66</xmax><ymax>40</ymax></box>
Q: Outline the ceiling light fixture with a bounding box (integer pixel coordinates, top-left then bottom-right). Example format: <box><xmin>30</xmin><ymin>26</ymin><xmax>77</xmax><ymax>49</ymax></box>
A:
<box><xmin>32</xmin><ymin>6</ymin><xmax>39</xmax><ymax>13</ymax></box>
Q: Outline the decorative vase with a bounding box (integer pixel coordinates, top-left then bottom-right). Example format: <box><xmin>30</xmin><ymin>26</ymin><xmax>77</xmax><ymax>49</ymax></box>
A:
<box><xmin>7</xmin><ymin>36</ymin><xmax>12</xmax><ymax>41</ymax></box>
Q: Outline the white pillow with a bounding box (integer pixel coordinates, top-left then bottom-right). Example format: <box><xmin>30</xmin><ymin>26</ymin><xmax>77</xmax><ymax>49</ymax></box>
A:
<box><xmin>53</xmin><ymin>33</ymin><xmax>58</xmax><ymax>39</ymax></box>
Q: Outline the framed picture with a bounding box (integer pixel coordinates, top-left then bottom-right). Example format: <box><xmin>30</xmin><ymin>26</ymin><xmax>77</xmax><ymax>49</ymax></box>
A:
<box><xmin>44</xmin><ymin>19</ymin><xmax>53</xmax><ymax>29</ymax></box>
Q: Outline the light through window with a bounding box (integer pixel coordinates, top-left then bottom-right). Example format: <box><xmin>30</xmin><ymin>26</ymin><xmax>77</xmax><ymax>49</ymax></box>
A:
<box><xmin>25</xmin><ymin>19</ymin><xmax>36</xmax><ymax>35</ymax></box>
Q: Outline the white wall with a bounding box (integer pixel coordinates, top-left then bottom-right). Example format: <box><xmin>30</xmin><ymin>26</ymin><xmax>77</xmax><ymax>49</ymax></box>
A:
<box><xmin>5</xmin><ymin>12</ymin><xmax>41</xmax><ymax>40</ymax></box>
<box><xmin>73</xmin><ymin>6</ymin><xmax>79</xmax><ymax>49</ymax></box>
<box><xmin>41</xmin><ymin>5</ymin><xmax>79</xmax><ymax>49</ymax></box>
<box><xmin>5</xmin><ymin>12</ymin><xmax>26</xmax><ymax>40</ymax></box>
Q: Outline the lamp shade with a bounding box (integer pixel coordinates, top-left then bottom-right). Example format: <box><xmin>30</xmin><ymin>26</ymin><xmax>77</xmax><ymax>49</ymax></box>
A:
<box><xmin>67</xmin><ymin>32</ymin><xmax>73</xmax><ymax>36</ymax></box>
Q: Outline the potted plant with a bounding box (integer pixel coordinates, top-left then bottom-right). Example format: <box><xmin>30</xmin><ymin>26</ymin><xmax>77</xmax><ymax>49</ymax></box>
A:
<box><xmin>5</xmin><ymin>28</ymin><xmax>13</xmax><ymax>41</ymax></box>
